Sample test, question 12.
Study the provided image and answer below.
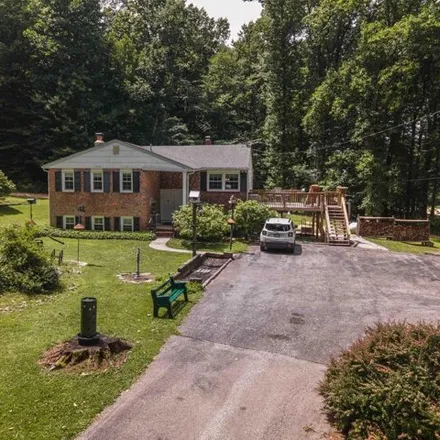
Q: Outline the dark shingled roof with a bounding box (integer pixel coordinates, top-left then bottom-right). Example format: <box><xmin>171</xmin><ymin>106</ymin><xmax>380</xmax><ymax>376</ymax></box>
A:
<box><xmin>140</xmin><ymin>144</ymin><xmax>251</xmax><ymax>170</ymax></box>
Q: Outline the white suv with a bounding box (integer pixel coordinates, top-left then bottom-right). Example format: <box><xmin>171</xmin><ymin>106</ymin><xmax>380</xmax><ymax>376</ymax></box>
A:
<box><xmin>260</xmin><ymin>218</ymin><xmax>296</xmax><ymax>253</ymax></box>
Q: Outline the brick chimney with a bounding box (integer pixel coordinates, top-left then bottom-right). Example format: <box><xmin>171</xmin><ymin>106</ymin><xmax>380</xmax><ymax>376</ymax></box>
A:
<box><xmin>204</xmin><ymin>136</ymin><xmax>212</xmax><ymax>145</ymax></box>
<box><xmin>94</xmin><ymin>132</ymin><xmax>104</xmax><ymax>147</ymax></box>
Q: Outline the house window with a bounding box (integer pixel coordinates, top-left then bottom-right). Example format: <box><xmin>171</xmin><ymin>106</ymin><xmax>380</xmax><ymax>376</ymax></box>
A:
<box><xmin>121</xmin><ymin>170</ymin><xmax>133</xmax><ymax>192</ymax></box>
<box><xmin>121</xmin><ymin>216</ymin><xmax>133</xmax><ymax>232</ymax></box>
<box><xmin>92</xmin><ymin>171</ymin><xmax>103</xmax><ymax>192</ymax></box>
<box><xmin>208</xmin><ymin>172</ymin><xmax>240</xmax><ymax>191</ymax></box>
<box><xmin>92</xmin><ymin>216</ymin><xmax>104</xmax><ymax>231</ymax></box>
<box><xmin>208</xmin><ymin>173</ymin><xmax>223</xmax><ymax>190</ymax></box>
<box><xmin>62</xmin><ymin>171</ymin><xmax>74</xmax><ymax>192</ymax></box>
<box><xmin>225</xmin><ymin>174</ymin><xmax>239</xmax><ymax>190</ymax></box>
<box><xmin>63</xmin><ymin>215</ymin><xmax>75</xmax><ymax>229</ymax></box>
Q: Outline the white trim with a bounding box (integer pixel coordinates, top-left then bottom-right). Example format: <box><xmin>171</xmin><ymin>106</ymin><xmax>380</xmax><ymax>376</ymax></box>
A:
<box><xmin>121</xmin><ymin>216</ymin><xmax>134</xmax><ymax>232</ymax></box>
<box><xmin>62</xmin><ymin>170</ymin><xmax>75</xmax><ymax>192</ymax></box>
<box><xmin>207</xmin><ymin>170</ymin><xmax>240</xmax><ymax>192</ymax></box>
<box><xmin>91</xmin><ymin>170</ymin><xmax>104</xmax><ymax>193</ymax></box>
<box><xmin>63</xmin><ymin>215</ymin><xmax>75</xmax><ymax>229</ymax></box>
<box><xmin>120</xmin><ymin>169</ymin><xmax>133</xmax><ymax>193</ymax></box>
<box><xmin>182</xmin><ymin>171</ymin><xmax>188</xmax><ymax>204</ymax></box>
<box><xmin>92</xmin><ymin>216</ymin><xmax>105</xmax><ymax>231</ymax></box>
<box><xmin>42</xmin><ymin>139</ymin><xmax>193</xmax><ymax>171</ymax></box>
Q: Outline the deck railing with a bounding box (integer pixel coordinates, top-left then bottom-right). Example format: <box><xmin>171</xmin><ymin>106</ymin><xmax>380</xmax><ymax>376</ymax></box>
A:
<box><xmin>249</xmin><ymin>190</ymin><xmax>332</xmax><ymax>211</ymax></box>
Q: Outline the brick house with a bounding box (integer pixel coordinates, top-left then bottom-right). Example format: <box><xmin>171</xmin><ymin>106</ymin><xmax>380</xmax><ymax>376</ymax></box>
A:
<box><xmin>42</xmin><ymin>135</ymin><xmax>253</xmax><ymax>231</ymax></box>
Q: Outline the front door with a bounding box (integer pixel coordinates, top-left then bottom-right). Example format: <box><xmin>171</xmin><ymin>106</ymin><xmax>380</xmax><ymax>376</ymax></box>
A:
<box><xmin>160</xmin><ymin>189</ymin><xmax>183</xmax><ymax>223</ymax></box>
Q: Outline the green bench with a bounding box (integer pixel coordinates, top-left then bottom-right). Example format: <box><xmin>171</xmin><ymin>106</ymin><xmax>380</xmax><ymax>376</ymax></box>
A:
<box><xmin>151</xmin><ymin>277</ymin><xmax>188</xmax><ymax>318</ymax></box>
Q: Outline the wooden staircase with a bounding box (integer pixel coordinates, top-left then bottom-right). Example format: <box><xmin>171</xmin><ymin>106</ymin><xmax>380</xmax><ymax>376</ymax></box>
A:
<box><xmin>325</xmin><ymin>200</ymin><xmax>351</xmax><ymax>246</ymax></box>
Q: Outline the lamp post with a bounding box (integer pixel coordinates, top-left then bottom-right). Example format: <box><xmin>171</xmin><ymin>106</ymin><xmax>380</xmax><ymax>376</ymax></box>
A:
<box><xmin>189</xmin><ymin>191</ymin><xmax>201</xmax><ymax>257</ymax></box>
<box><xmin>228</xmin><ymin>196</ymin><xmax>237</xmax><ymax>250</ymax></box>
<box><xmin>74</xmin><ymin>204</ymin><xmax>86</xmax><ymax>266</ymax></box>
<box><xmin>73</xmin><ymin>223</ymin><xmax>85</xmax><ymax>265</ymax></box>
<box><xmin>229</xmin><ymin>195</ymin><xmax>237</xmax><ymax>220</ymax></box>
<box><xmin>77</xmin><ymin>204</ymin><xmax>85</xmax><ymax>224</ymax></box>
<box><xmin>27</xmin><ymin>198</ymin><xmax>36</xmax><ymax>223</ymax></box>
<box><xmin>227</xmin><ymin>218</ymin><xmax>236</xmax><ymax>251</ymax></box>
<box><xmin>135</xmin><ymin>247</ymin><xmax>141</xmax><ymax>279</ymax></box>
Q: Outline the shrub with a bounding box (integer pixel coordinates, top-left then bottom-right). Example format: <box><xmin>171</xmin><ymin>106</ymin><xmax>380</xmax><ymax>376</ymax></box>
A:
<box><xmin>0</xmin><ymin>226</ymin><xmax>59</xmax><ymax>294</ymax></box>
<box><xmin>233</xmin><ymin>200</ymin><xmax>277</xmax><ymax>238</ymax></box>
<box><xmin>173</xmin><ymin>203</ymin><xmax>228</xmax><ymax>241</ymax></box>
<box><xmin>320</xmin><ymin>322</ymin><xmax>440</xmax><ymax>439</ymax></box>
<box><xmin>0</xmin><ymin>170</ymin><xmax>16</xmax><ymax>198</ymax></box>
<box><xmin>34</xmin><ymin>226</ymin><xmax>155</xmax><ymax>241</ymax></box>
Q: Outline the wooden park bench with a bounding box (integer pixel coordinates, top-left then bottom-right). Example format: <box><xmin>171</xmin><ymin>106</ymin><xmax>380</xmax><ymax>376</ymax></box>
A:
<box><xmin>151</xmin><ymin>277</ymin><xmax>188</xmax><ymax>318</ymax></box>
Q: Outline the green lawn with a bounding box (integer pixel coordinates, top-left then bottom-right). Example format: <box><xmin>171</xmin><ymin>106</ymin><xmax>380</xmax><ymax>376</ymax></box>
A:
<box><xmin>368</xmin><ymin>236</ymin><xmax>440</xmax><ymax>254</ymax></box>
<box><xmin>167</xmin><ymin>237</ymin><xmax>249</xmax><ymax>253</ymax></box>
<box><xmin>0</xmin><ymin>199</ymin><xmax>200</xmax><ymax>440</ymax></box>
<box><xmin>288</xmin><ymin>212</ymin><xmax>313</xmax><ymax>228</ymax></box>
<box><xmin>0</xmin><ymin>196</ymin><xmax>49</xmax><ymax>226</ymax></box>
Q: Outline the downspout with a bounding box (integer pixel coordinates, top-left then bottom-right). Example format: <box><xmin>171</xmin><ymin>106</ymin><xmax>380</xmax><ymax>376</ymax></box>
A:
<box><xmin>43</xmin><ymin>168</ymin><xmax>50</xmax><ymax>225</ymax></box>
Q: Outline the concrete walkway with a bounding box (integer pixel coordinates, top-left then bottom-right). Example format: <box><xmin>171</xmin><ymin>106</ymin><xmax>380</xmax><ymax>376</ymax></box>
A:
<box><xmin>351</xmin><ymin>235</ymin><xmax>389</xmax><ymax>250</ymax></box>
<box><xmin>149</xmin><ymin>236</ymin><xmax>191</xmax><ymax>253</ymax></box>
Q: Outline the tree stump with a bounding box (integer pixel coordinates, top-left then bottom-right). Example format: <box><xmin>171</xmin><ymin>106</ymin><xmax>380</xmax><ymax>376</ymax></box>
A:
<box><xmin>39</xmin><ymin>335</ymin><xmax>132</xmax><ymax>372</ymax></box>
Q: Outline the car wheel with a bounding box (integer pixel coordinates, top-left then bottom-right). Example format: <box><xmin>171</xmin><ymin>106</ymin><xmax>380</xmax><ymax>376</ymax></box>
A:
<box><xmin>260</xmin><ymin>244</ymin><xmax>265</xmax><ymax>252</ymax></box>
<box><xmin>291</xmin><ymin>242</ymin><xmax>296</xmax><ymax>254</ymax></box>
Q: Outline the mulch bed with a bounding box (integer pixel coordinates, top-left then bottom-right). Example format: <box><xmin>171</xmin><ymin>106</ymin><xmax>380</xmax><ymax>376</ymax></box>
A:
<box><xmin>39</xmin><ymin>335</ymin><xmax>132</xmax><ymax>372</ymax></box>
<box><xmin>11</xmin><ymin>192</ymin><xmax>49</xmax><ymax>199</ymax></box>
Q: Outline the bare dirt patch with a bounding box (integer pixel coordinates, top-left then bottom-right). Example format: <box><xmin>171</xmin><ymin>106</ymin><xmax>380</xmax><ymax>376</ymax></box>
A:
<box><xmin>117</xmin><ymin>273</ymin><xmax>155</xmax><ymax>283</ymax></box>
<box><xmin>39</xmin><ymin>335</ymin><xmax>132</xmax><ymax>372</ymax></box>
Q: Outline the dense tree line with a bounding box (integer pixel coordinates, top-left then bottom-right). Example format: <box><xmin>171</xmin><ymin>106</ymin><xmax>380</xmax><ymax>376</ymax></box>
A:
<box><xmin>1</xmin><ymin>0</ymin><xmax>439</xmax><ymax>217</ymax></box>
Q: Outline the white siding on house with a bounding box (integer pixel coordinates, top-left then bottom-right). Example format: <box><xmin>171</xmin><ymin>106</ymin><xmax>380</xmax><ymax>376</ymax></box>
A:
<box><xmin>43</xmin><ymin>141</ymin><xmax>189</xmax><ymax>172</ymax></box>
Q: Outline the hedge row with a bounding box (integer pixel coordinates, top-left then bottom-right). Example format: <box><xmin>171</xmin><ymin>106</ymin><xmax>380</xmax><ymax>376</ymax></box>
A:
<box><xmin>34</xmin><ymin>226</ymin><xmax>155</xmax><ymax>241</ymax></box>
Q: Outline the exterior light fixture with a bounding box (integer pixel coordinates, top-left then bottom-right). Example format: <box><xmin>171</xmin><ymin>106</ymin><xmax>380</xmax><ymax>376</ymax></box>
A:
<box><xmin>189</xmin><ymin>191</ymin><xmax>201</xmax><ymax>257</ymax></box>
<box><xmin>27</xmin><ymin>198</ymin><xmax>36</xmax><ymax>222</ymax></box>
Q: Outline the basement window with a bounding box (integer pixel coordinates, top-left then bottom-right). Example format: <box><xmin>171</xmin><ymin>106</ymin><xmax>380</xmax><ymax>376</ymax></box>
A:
<box><xmin>92</xmin><ymin>216</ymin><xmax>104</xmax><ymax>231</ymax></box>
<box><xmin>63</xmin><ymin>215</ymin><xmax>75</xmax><ymax>229</ymax></box>
<box><xmin>121</xmin><ymin>216</ymin><xmax>134</xmax><ymax>232</ymax></box>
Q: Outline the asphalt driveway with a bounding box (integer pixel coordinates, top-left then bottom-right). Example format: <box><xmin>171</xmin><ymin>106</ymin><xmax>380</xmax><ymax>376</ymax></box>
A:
<box><xmin>78</xmin><ymin>244</ymin><xmax>440</xmax><ymax>440</ymax></box>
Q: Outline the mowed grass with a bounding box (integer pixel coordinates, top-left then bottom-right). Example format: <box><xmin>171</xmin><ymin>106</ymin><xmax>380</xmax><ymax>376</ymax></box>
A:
<box><xmin>368</xmin><ymin>236</ymin><xmax>440</xmax><ymax>254</ymax></box>
<box><xmin>167</xmin><ymin>238</ymin><xmax>249</xmax><ymax>253</ymax></box>
<box><xmin>0</xmin><ymin>197</ymin><xmax>49</xmax><ymax>226</ymax></box>
<box><xmin>0</xmin><ymin>200</ymin><xmax>198</xmax><ymax>440</ymax></box>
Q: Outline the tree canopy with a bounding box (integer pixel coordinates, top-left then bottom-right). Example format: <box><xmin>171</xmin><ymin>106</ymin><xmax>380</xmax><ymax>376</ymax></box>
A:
<box><xmin>1</xmin><ymin>0</ymin><xmax>439</xmax><ymax>216</ymax></box>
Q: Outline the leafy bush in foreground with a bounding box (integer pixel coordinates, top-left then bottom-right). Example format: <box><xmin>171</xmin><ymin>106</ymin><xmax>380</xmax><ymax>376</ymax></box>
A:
<box><xmin>34</xmin><ymin>226</ymin><xmax>155</xmax><ymax>241</ymax></box>
<box><xmin>173</xmin><ymin>203</ymin><xmax>228</xmax><ymax>241</ymax></box>
<box><xmin>320</xmin><ymin>322</ymin><xmax>440</xmax><ymax>439</ymax></box>
<box><xmin>233</xmin><ymin>200</ymin><xmax>277</xmax><ymax>238</ymax></box>
<box><xmin>0</xmin><ymin>170</ymin><xmax>16</xmax><ymax>198</ymax></box>
<box><xmin>0</xmin><ymin>226</ymin><xmax>59</xmax><ymax>294</ymax></box>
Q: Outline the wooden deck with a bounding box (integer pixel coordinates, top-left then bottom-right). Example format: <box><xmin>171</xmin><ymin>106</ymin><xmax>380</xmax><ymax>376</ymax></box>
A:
<box><xmin>249</xmin><ymin>190</ymin><xmax>341</xmax><ymax>213</ymax></box>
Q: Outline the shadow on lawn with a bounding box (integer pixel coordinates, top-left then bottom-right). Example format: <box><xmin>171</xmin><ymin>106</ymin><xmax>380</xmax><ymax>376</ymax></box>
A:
<box><xmin>156</xmin><ymin>299</ymin><xmax>189</xmax><ymax>319</ymax></box>
<box><xmin>400</xmin><ymin>241</ymin><xmax>438</xmax><ymax>249</ymax></box>
<box><xmin>0</xmin><ymin>206</ymin><xmax>22</xmax><ymax>216</ymax></box>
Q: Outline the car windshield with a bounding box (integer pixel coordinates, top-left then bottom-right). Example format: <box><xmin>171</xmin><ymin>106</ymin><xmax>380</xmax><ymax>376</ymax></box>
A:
<box><xmin>265</xmin><ymin>223</ymin><xmax>291</xmax><ymax>232</ymax></box>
